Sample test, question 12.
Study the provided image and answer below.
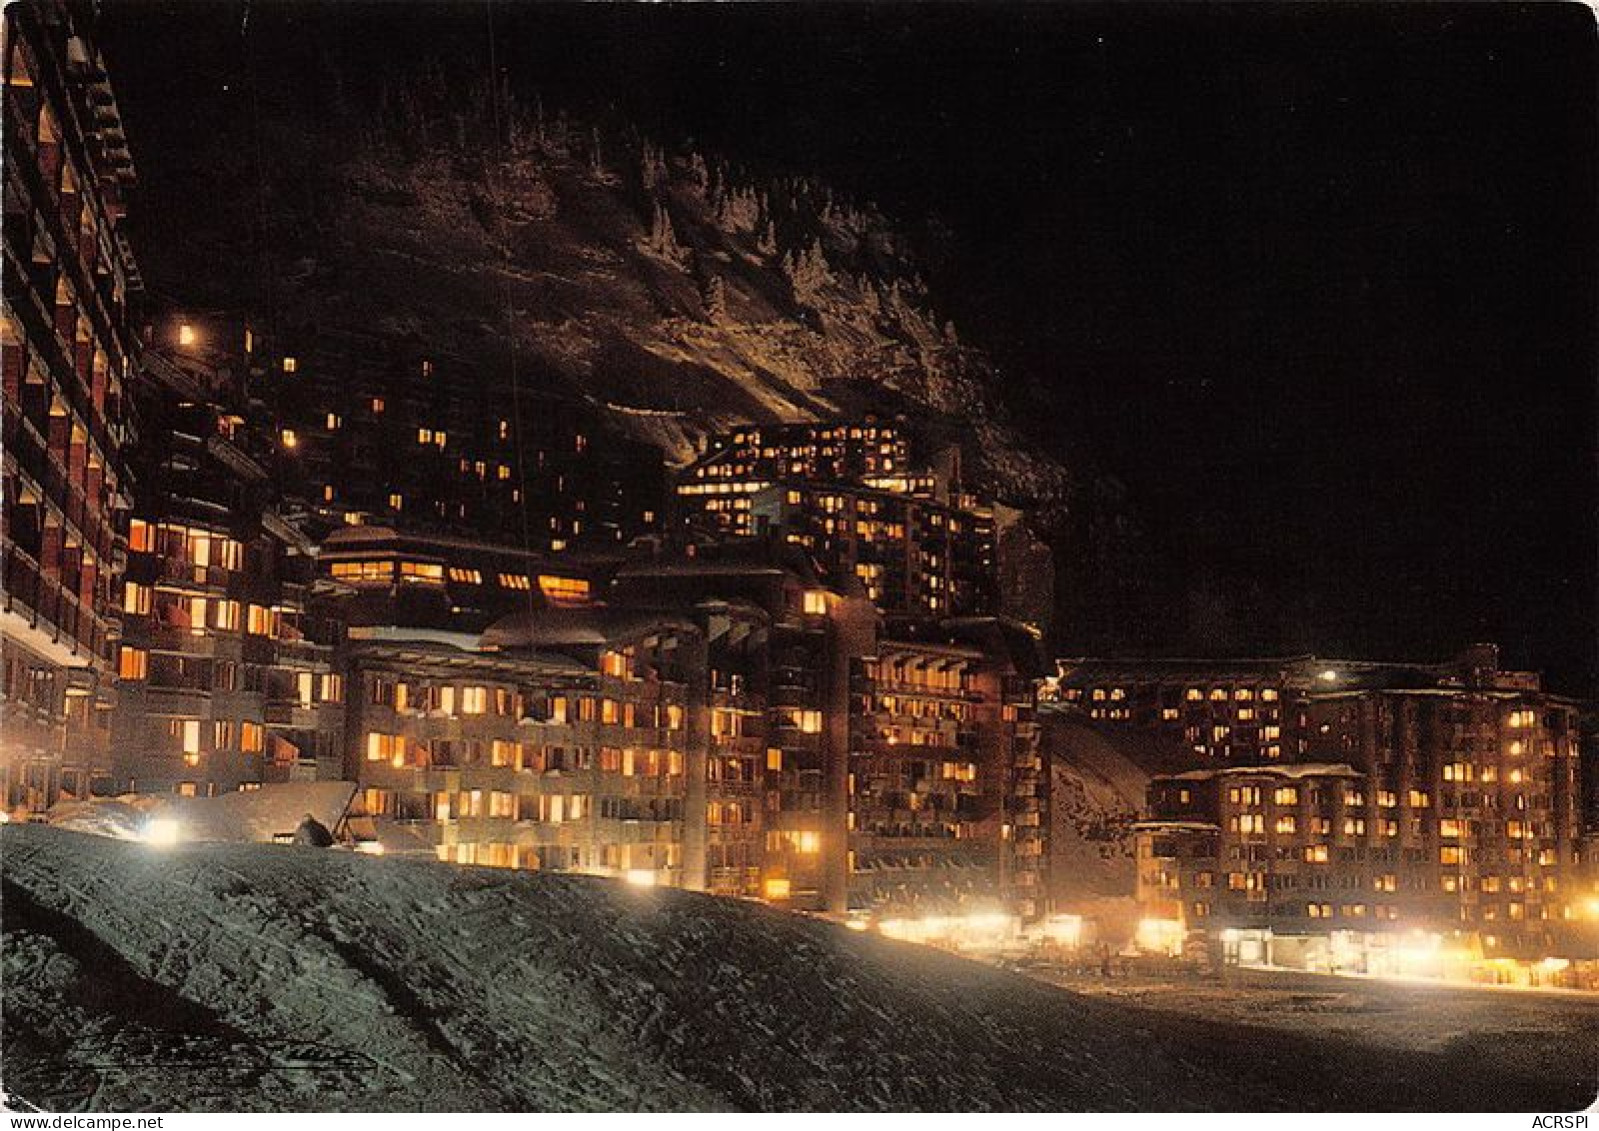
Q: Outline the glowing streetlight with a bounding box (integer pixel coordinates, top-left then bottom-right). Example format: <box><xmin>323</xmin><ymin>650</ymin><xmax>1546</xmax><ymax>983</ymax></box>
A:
<box><xmin>141</xmin><ymin>818</ymin><xmax>181</xmax><ymax>847</ymax></box>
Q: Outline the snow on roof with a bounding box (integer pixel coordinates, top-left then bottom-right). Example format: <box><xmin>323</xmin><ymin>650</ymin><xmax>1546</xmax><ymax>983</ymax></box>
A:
<box><xmin>481</xmin><ymin>605</ymin><xmax>700</xmax><ymax>649</ymax></box>
<box><xmin>348</xmin><ymin>625</ymin><xmax>488</xmax><ymax>651</ymax></box>
<box><xmin>319</xmin><ymin>524</ymin><xmax>402</xmax><ymax>547</ymax></box>
<box><xmin>1131</xmin><ymin>820</ymin><xmax>1221</xmax><ymax>833</ymax></box>
<box><xmin>1159</xmin><ymin>762</ymin><xmax>1363</xmax><ymax>783</ymax></box>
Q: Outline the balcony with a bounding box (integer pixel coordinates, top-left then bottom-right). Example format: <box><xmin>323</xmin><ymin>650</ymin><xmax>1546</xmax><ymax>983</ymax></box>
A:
<box><xmin>154</xmin><ymin>558</ymin><xmax>233</xmax><ymax>590</ymax></box>
<box><xmin>263</xmin><ymin>699</ymin><xmax>322</xmax><ymax>729</ymax></box>
<box><xmin>3</xmin><ymin>545</ymin><xmax>109</xmax><ymax>665</ymax></box>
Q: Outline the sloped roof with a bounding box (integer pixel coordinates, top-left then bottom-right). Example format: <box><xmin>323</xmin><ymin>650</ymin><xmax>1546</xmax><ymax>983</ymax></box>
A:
<box><xmin>1158</xmin><ymin>762</ymin><xmax>1363</xmax><ymax>783</ymax></box>
<box><xmin>481</xmin><ymin>605</ymin><xmax>700</xmax><ymax>650</ymax></box>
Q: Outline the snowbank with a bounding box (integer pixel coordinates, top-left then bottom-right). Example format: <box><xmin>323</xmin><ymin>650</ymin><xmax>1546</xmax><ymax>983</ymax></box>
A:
<box><xmin>0</xmin><ymin>826</ymin><xmax>1576</xmax><ymax>1111</ymax></box>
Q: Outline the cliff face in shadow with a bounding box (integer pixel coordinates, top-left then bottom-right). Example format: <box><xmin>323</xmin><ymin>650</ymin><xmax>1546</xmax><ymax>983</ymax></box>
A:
<box><xmin>109</xmin><ymin>5</ymin><xmax>1152</xmax><ymax>641</ymax></box>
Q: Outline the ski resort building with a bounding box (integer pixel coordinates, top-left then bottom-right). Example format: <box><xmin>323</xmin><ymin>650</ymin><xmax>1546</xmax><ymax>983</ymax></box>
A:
<box><xmin>343</xmin><ymin>609</ymin><xmax>700</xmax><ymax>880</ymax></box>
<box><xmin>1047</xmin><ymin>655</ymin><xmax>1310</xmax><ymax>763</ymax></box>
<box><xmin>1120</xmin><ymin>646</ymin><xmax>1589</xmax><ymax>961</ymax></box>
<box><xmin>674</xmin><ymin>421</ymin><xmax>998</xmax><ymax>619</ymax></box>
<box><xmin>109</xmin><ymin>344</ymin><xmax>343</xmax><ymax>796</ymax></box>
<box><xmin>1</xmin><ymin>0</ymin><xmax>142</xmax><ymax>811</ymax></box>
<box><xmin>314</xmin><ymin>524</ymin><xmax>616</xmax><ymax>636</ymax></box>
<box><xmin>612</xmin><ymin>546</ymin><xmax>1046</xmax><ymax>922</ymax></box>
<box><xmin>254</xmin><ymin>325</ymin><xmax>665</xmax><ymax>553</ymax></box>
<box><xmin>850</xmin><ymin>621</ymin><xmax>1048</xmax><ymax>922</ymax></box>
<box><xmin>611</xmin><ymin>548</ymin><xmax>877</xmax><ymax>910</ymax></box>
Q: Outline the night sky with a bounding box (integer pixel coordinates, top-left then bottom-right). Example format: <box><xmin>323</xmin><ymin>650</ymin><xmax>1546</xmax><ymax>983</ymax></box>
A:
<box><xmin>99</xmin><ymin>2</ymin><xmax>1597</xmax><ymax>694</ymax></box>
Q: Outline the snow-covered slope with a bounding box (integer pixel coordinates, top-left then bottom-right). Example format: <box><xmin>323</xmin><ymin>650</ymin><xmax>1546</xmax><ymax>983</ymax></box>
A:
<box><xmin>0</xmin><ymin>826</ymin><xmax>1569</xmax><ymax>1111</ymax></box>
<box><xmin>1042</xmin><ymin>716</ymin><xmax>1152</xmax><ymax>909</ymax></box>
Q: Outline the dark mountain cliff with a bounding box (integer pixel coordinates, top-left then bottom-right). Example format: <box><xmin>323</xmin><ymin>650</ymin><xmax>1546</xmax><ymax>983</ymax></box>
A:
<box><xmin>104</xmin><ymin>2</ymin><xmax>1149</xmax><ymax>641</ymax></box>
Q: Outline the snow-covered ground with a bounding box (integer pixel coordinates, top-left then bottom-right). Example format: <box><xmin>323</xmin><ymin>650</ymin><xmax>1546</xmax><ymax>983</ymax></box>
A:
<box><xmin>0</xmin><ymin>825</ymin><xmax>1585</xmax><ymax>1111</ymax></box>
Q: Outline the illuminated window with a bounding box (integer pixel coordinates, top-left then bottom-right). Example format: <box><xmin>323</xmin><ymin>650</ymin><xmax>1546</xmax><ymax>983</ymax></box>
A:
<box><xmin>499</xmin><ymin>573</ymin><xmax>532</xmax><ymax>591</ymax></box>
<box><xmin>461</xmin><ymin>687</ymin><xmax>488</xmax><ymax>715</ymax></box>
<box><xmin>282</xmin><ymin>356</ymin><xmax>297</xmax><ymax>373</ymax></box>
<box><xmin>802</xmin><ymin>591</ymin><xmax>828</xmax><ymax>616</ymax></box>
<box><xmin>778</xmin><ymin>708</ymin><xmax>823</xmax><ymax>734</ymax></box>
<box><xmin>388</xmin><ymin>493</ymin><xmax>403</xmax><ymax>511</ymax></box>
<box><xmin>1274</xmin><ymin>815</ymin><xmax>1297</xmax><ymax>834</ymax></box>
<box><xmin>123</xmin><ymin>582</ymin><xmax>151</xmax><ymax>616</ymax></box>
<box><xmin>538</xmin><ymin>575</ymin><xmax>590</xmax><ymax>604</ymax></box>
<box><xmin>181</xmin><ymin>719</ymin><xmax>202</xmax><ymax>756</ymax></box>
<box><xmin>448</xmin><ymin>567</ymin><xmax>483</xmax><ymax>584</ymax></box>
<box><xmin>128</xmin><ymin>519</ymin><xmax>153</xmax><ymax>553</ymax></box>
<box><xmin>118</xmin><ymin>647</ymin><xmax>147</xmax><ymax>680</ymax></box>
<box><xmin>280</xmin><ymin>429</ymin><xmax>298</xmax><ymax>449</ymax></box>
<box><xmin>331</xmin><ymin>560</ymin><xmax>393</xmax><ymax>584</ymax></box>
<box><xmin>491</xmin><ymin>741</ymin><xmax>518</xmax><ymax>768</ymax></box>
<box><xmin>216</xmin><ymin>600</ymin><xmax>241</xmax><ymax>632</ymax></box>
<box><xmin>399</xmin><ymin>561</ymin><xmax>445</xmax><ymax>584</ymax></box>
<box><xmin>247</xmin><ymin>605</ymin><xmax>276</xmax><ymax>636</ymax></box>
<box><xmin>325</xmin><ymin>413</ymin><xmax>341</xmax><ymax>430</ymax></box>
<box><xmin>371</xmin><ymin>397</ymin><xmax>385</xmax><ymax>414</ymax></box>
<box><xmin>321</xmin><ymin>673</ymin><xmax>344</xmax><ymax>701</ymax></box>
